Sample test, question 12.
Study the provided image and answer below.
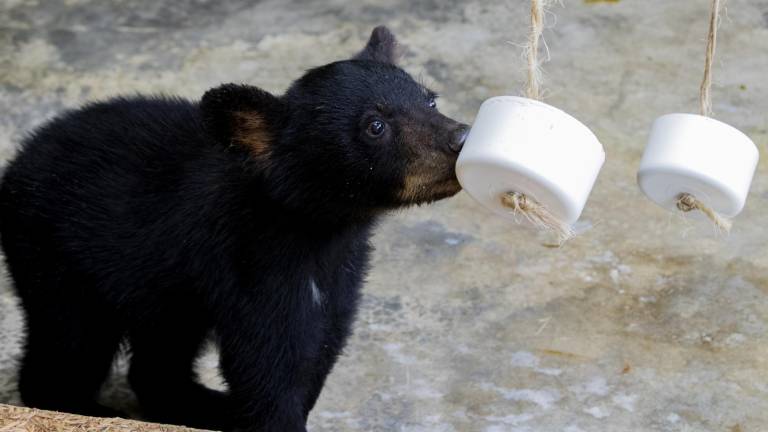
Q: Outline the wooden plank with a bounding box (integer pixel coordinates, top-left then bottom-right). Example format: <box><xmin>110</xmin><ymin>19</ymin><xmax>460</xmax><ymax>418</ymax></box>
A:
<box><xmin>0</xmin><ymin>404</ymin><xmax>213</xmax><ymax>432</ymax></box>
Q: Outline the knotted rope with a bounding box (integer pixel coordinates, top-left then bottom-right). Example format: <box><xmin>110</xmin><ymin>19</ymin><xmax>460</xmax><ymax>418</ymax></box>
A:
<box><xmin>676</xmin><ymin>192</ymin><xmax>732</xmax><ymax>232</ymax></box>
<box><xmin>678</xmin><ymin>0</ymin><xmax>731</xmax><ymax>231</ymax></box>
<box><xmin>501</xmin><ymin>0</ymin><xmax>574</xmax><ymax>244</ymax></box>
<box><xmin>501</xmin><ymin>192</ymin><xmax>574</xmax><ymax>243</ymax></box>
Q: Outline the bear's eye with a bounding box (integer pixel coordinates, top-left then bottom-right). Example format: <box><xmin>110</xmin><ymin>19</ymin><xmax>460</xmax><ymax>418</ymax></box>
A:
<box><xmin>428</xmin><ymin>98</ymin><xmax>437</xmax><ymax>109</ymax></box>
<box><xmin>367</xmin><ymin>119</ymin><xmax>386</xmax><ymax>137</ymax></box>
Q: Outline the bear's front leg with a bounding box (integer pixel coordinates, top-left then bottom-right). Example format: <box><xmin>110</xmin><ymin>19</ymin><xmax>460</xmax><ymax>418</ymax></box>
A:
<box><xmin>216</xmin><ymin>279</ymin><xmax>324</xmax><ymax>432</ymax></box>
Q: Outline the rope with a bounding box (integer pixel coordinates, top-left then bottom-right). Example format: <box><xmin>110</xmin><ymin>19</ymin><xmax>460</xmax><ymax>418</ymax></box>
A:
<box><xmin>679</xmin><ymin>0</ymin><xmax>731</xmax><ymax>231</ymax></box>
<box><xmin>699</xmin><ymin>0</ymin><xmax>722</xmax><ymax>117</ymax></box>
<box><xmin>525</xmin><ymin>0</ymin><xmax>546</xmax><ymax>100</ymax></box>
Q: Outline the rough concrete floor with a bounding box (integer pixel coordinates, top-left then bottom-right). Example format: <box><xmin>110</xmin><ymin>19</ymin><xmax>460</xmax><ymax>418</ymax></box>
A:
<box><xmin>1</xmin><ymin>0</ymin><xmax>768</xmax><ymax>431</ymax></box>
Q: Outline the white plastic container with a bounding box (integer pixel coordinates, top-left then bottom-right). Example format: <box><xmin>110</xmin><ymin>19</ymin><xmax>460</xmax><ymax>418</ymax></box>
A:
<box><xmin>638</xmin><ymin>113</ymin><xmax>759</xmax><ymax>219</ymax></box>
<box><xmin>456</xmin><ymin>96</ymin><xmax>606</xmax><ymax>225</ymax></box>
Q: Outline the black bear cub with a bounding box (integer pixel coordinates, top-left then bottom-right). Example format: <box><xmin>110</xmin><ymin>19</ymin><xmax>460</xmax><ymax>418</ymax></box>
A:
<box><xmin>0</xmin><ymin>26</ymin><xmax>467</xmax><ymax>431</ymax></box>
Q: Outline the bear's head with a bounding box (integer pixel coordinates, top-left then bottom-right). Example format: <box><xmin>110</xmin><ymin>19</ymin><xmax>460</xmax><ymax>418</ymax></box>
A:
<box><xmin>202</xmin><ymin>26</ymin><xmax>468</xmax><ymax>222</ymax></box>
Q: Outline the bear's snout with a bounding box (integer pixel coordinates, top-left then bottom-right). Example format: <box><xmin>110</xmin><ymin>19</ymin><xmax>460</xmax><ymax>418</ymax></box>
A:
<box><xmin>449</xmin><ymin>125</ymin><xmax>470</xmax><ymax>153</ymax></box>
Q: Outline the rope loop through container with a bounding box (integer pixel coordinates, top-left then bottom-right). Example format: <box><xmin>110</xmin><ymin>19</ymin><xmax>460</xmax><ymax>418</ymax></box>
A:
<box><xmin>675</xmin><ymin>0</ymin><xmax>731</xmax><ymax>232</ymax></box>
<box><xmin>502</xmin><ymin>0</ymin><xmax>574</xmax><ymax>245</ymax></box>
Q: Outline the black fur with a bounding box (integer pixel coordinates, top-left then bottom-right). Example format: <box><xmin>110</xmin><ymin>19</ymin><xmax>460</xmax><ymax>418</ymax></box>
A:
<box><xmin>0</xmin><ymin>26</ymin><xmax>467</xmax><ymax>431</ymax></box>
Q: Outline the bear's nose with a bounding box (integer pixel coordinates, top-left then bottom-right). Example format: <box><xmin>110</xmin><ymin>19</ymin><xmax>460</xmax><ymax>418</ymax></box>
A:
<box><xmin>449</xmin><ymin>126</ymin><xmax>469</xmax><ymax>153</ymax></box>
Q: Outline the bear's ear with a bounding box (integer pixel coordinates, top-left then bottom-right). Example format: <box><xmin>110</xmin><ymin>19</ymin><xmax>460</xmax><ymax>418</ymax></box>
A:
<box><xmin>201</xmin><ymin>84</ymin><xmax>286</xmax><ymax>159</ymax></box>
<box><xmin>353</xmin><ymin>26</ymin><xmax>400</xmax><ymax>64</ymax></box>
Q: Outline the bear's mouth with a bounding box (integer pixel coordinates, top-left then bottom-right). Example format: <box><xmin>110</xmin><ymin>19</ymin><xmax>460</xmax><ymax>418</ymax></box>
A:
<box><xmin>397</xmin><ymin>171</ymin><xmax>462</xmax><ymax>205</ymax></box>
<box><xmin>428</xmin><ymin>177</ymin><xmax>463</xmax><ymax>201</ymax></box>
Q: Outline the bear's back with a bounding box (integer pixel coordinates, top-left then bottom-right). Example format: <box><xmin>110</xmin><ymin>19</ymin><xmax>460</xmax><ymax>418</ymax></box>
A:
<box><xmin>5</xmin><ymin>96</ymin><xmax>210</xmax><ymax>195</ymax></box>
<box><xmin>0</xmin><ymin>96</ymin><xmax>254</xmax><ymax>284</ymax></box>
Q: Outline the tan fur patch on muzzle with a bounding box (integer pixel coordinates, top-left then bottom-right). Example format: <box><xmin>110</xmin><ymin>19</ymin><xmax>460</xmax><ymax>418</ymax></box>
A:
<box><xmin>398</xmin><ymin>171</ymin><xmax>460</xmax><ymax>203</ymax></box>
